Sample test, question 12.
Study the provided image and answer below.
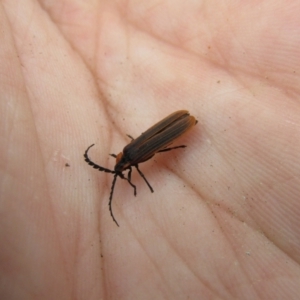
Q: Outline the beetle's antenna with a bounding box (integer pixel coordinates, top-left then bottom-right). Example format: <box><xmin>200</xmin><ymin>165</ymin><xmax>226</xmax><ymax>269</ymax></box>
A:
<box><xmin>84</xmin><ymin>144</ymin><xmax>115</xmax><ymax>174</ymax></box>
<box><xmin>135</xmin><ymin>165</ymin><xmax>154</xmax><ymax>193</ymax></box>
<box><xmin>109</xmin><ymin>174</ymin><xmax>119</xmax><ymax>226</ymax></box>
<box><xmin>109</xmin><ymin>172</ymin><xmax>138</xmax><ymax>227</ymax></box>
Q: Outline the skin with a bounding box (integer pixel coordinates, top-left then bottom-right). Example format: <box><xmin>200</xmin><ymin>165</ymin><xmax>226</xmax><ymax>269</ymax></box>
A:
<box><xmin>1</xmin><ymin>0</ymin><xmax>300</xmax><ymax>299</ymax></box>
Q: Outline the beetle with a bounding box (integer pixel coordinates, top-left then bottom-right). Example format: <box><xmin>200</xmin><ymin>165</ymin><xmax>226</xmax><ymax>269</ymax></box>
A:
<box><xmin>84</xmin><ymin>110</ymin><xmax>197</xmax><ymax>226</ymax></box>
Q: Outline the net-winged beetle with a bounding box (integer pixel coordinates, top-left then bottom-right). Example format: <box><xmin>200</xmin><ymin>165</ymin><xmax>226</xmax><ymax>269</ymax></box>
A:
<box><xmin>84</xmin><ymin>110</ymin><xmax>197</xmax><ymax>226</ymax></box>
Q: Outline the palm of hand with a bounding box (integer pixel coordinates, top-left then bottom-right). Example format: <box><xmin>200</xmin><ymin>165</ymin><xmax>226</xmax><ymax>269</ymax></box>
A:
<box><xmin>1</xmin><ymin>1</ymin><xmax>300</xmax><ymax>299</ymax></box>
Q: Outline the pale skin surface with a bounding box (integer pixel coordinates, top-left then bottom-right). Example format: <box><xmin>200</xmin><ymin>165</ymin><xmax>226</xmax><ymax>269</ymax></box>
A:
<box><xmin>1</xmin><ymin>0</ymin><xmax>300</xmax><ymax>299</ymax></box>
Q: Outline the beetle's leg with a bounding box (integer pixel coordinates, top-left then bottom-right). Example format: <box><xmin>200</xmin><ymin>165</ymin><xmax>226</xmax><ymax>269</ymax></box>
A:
<box><xmin>126</xmin><ymin>179</ymin><xmax>137</xmax><ymax>196</ymax></box>
<box><xmin>110</xmin><ymin>153</ymin><xmax>117</xmax><ymax>158</ymax></box>
<box><xmin>126</xmin><ymin>134</ymin><xmax>134</xmax><ymax>140</ymax></box>
<box><xmin>135</xmin><ymin>164</ymin><xmax>154</xmax><ymax>193</ymax></box>
<box><xmin>158</xmin><ymin>145</ymin><xmax>186</xmax><ymax>153</ymax></box>
<box><xmin>128</xmin><ymin>167</ymin><xmax>132</xmax><ymax>182</ymax></box>
<box><xmin>118</xmin><ymin>168</ymin><xmax>136</xmax><ymax>196</ymax></box>
<box><xmin>127</xmin><ymin>167</ymin><xmax>137</xmax><ymax>196</ymax></box>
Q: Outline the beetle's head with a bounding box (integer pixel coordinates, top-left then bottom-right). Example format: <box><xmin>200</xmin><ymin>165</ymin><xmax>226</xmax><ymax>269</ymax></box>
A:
<box><xmin>114</xmin><ymin>152</ymin><xmax>131</xmax><ymax>173</ymax></box>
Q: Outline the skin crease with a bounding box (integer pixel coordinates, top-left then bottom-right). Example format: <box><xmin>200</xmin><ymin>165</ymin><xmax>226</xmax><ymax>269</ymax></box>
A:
<box><xmin>1</xmin><ymin>0</ymin><xmax>300</xmax><ymax>299</ymax></box>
